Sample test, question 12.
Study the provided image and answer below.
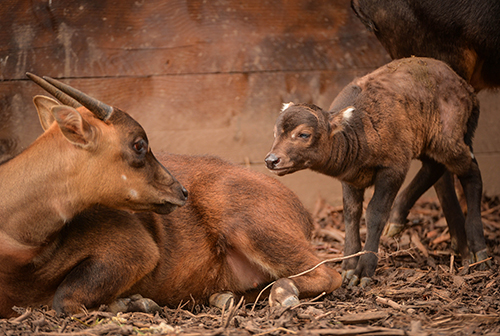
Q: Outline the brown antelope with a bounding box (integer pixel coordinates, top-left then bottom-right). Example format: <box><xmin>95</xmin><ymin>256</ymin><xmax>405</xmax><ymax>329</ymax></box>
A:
<box><xmin>265</xmin><ymin>57</ymin><xmax>488</xmax><ymax>287</ymax></box>
<box><xmin>0</xmin><ymin>74</ymin><xmax>341</xmax><ymax>317</ymax></box>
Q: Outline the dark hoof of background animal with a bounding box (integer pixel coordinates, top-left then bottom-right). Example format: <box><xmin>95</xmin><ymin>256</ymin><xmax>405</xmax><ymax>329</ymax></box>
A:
<box><xmin>474</xmin><ymin>249</ymin><xmax>492</xmax><ymax>270</ymax></box>
<box><xmin>269</xmin><ymin>278</ymin><xmax>300</xmax><ymax>307</ymax></box>
<box><xmin>107</xmin><ymin>294</ymin><xmax>161</xmax><ymax>314</ymax></box>
<box><xmin>209</xmin><ymin>292</ymin><xmax>235</xmax><ymax>309</ymax></box>
<box><xmin>383</xmin><ymin>222</ymin><xmax>405</xmax><ymax>237</ymax></box>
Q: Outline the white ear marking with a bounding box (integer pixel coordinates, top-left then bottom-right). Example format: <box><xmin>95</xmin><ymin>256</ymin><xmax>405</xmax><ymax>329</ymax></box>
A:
<box><xmin>342</xmin><ymin>107</ymin><xmax>355</xmax><ymax>122</ymax></box>
<box><xmin>281</xmin><ymin>102</ymin><xmax>295</xmax><ymax>112</ymax></box>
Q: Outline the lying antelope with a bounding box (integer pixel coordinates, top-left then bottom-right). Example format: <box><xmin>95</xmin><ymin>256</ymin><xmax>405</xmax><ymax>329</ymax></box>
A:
<box><xmin>0</xmin><ymin>74</ymin><xmax>341</xmax><ymax>317</ymax></box>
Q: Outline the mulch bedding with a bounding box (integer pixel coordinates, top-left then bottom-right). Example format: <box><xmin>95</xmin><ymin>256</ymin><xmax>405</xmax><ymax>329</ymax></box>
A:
<box><xmin>2</xmin><ymin>196</ymin><xmax>499</xmax><ymax>336</ymax></box>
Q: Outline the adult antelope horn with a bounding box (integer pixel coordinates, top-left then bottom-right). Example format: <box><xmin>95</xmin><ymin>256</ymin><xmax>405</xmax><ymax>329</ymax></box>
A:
<box><xmin>26</xmin><ymin>72</ymin><xmax>82</xmax><ymax>109</ymax></box>
<box><xmin>43</xmin><ymin>75</ymin><xmax>113</xmax><ymax>121</ymax></box>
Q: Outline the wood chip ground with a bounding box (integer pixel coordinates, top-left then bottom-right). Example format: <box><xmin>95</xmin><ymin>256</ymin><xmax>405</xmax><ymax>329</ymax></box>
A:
<box><xmin>2</xmin><ymin>196</ymin><xmax>499</xmax><ymax>335</ymax></box>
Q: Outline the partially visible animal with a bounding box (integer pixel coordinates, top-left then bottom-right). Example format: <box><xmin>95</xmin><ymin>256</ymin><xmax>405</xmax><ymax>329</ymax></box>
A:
<box><xmin>265</xmin><ymin>57</ymin><xmax>487</xmax><ymax>286</ymax></box>
<box><xmin>0</xmin><ymin>74</ymin><xmax>341</xmax><ymax>318</ymax></box>
<box><xmin>351</xmin><ymin>0</ymin><xmax>500</xmax><ymax>92</ymax></box>
<box><xmin>351</xmin><ymin>0</ymin><xmax>500</xmax><ymax>253</ymax></box>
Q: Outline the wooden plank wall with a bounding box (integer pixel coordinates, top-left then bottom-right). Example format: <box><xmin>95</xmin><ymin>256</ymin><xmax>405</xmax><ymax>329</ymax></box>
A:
<box><xmin>1</xmin><ymin>0</ymin><xmax>499</xmax><ymax>209</ymax></box>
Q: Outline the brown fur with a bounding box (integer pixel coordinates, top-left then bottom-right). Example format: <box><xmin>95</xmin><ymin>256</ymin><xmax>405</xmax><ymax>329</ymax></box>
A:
<box><xmin>266</xmin><ymin>57</ymin><xmax>486</xmax><ymax>283</ymax></box>
<box><xmin>0</xmin><ymin>95</ymin><xmax>340</xmax><ymax>317</ymax></box>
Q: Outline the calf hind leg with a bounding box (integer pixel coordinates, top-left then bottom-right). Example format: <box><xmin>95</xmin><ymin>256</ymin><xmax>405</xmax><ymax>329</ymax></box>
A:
<box><xmin>434</xmin><ymin>172</ymin><xmax>470</xmax><ymax>261</ymax></box>
<box><xmin>457</xmin><ymin>160</ymin><xmax>489</xmax><ymax>268</ymax></box>
<box><xmin>386</xmin><ymin>160</ymin><xmax>446</xmax><ymax>236</ymax></box>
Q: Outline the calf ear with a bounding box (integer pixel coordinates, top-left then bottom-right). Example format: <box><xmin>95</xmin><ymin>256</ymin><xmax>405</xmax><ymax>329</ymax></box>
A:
<box><xmin>329</xmin><ymin>106</ymin><xmax>355</xmax><ymax>136</ymax></box>
<box><xmin>281</xmin><ymin>102</ymin><xmax>295</xmax><ymax>112</ymax></box>
<box><xmin>33</xmin><ymin>95</ymin><xmax>60</xmax><ymax>130</ymax></box>
<box><xmin>51</xmin><ymin>106</ymin><xmax>94</xmax><ymax>147</ymax></box>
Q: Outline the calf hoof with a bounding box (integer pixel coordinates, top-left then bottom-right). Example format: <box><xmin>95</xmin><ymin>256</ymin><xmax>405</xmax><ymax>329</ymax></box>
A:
<box><xmin>209</xmin><ymin>292</ymin><xmax>235</xmax><ymax>309</ymax></box>
<box><xmin>108</xmin><ymin>294</ymin><xmax>161</xmax><ymax>314</ymax></box>
<box><xmin>383</xmin><ymin>222</ymin><xmax>404</xmax><ymax>237</ymax></box>
<box><xmin>341</xmin><ymin>269</ymin><xmax>355</xmax><ymax>283</ymax></box>
<box><xmin>269</xmin><ymin>278</ymin><xmax>299</xmax><ymax>307</ymax></box>
<box><xmin>347</xmin><ymin>274</ymin><xmax>371</xmax><ymax>288</ymax></box>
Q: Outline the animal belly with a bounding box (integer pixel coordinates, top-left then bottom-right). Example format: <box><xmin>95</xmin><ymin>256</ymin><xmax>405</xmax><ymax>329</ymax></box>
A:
<box><xmin>226</xmin><ymin>248</ymin><xmax>272</xmax><ymax>291</ymax></box>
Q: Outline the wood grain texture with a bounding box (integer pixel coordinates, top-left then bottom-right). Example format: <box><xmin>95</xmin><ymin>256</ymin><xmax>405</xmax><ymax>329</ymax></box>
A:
<box><xmin>1</xmin><ymin>0</ymin><xmax>386</xmax><ymax>79</ymax></box>
<box><xmin>1</xmin><ymin>0</ymin><xmax>499</xmax><ymax>207</ymax></box>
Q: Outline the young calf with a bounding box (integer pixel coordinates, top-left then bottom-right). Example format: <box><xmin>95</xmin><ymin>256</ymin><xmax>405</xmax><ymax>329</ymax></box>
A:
<box><xmin>265</xmin><ymin>57</ymin><xmax>487</xmax><ymax>286</ymax></box>
<box><xmin>0</xmin><ymin>74</ymin><xmax>341</xmax><ymax>317</ymax></box>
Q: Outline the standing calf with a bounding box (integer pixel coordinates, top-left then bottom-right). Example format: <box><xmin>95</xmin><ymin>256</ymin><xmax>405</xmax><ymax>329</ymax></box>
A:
<box><xmin>265</xmin><ymin>57</ymin><xmax>487</xmax><ymax>286</ymax></box>
<box><xmin>0</xmin><ymin>74</ymin><xmax>341</xmax><ymax>317</ymax></box>
<box><xmin>351</xmin><ymin>0</ymin><xmax>500</xmax><ymax>243</ymax></box>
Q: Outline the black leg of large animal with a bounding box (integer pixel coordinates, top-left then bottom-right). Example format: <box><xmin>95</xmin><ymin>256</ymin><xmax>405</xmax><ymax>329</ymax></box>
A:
<box><xmin>434</xmin><ymin>171</ymin><xmax>470</xmax><ymax>261</ymax></box>
<box><xmin>386</xmin><ymin>160</ymin><xmax>446</xmax><ymax>236</ymax></box>
<box><xmin>457</xmin><ymin>160</ymin><xmax>489</xmax><ymax>268</ymax></box>
<box><xmin>351</xmin><ymin>168</ymin><xmax>406</xmax><ymax>287</ymax></box>
<box><xmin>340</xmin><ymin>182</ymin><xmax>364</xmax><ymax>284</ymax></box>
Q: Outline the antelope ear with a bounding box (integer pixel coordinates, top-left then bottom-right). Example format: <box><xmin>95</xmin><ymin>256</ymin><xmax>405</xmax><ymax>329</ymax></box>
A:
<box><xmin>51</xmin><ymin>105</ymin><xmax>93</xmax><ymax>147</ymax></box>
<box><xmin>33</xmin><ymin>95</ymin><xmax>60</xmax><ymax>130</ymax></box>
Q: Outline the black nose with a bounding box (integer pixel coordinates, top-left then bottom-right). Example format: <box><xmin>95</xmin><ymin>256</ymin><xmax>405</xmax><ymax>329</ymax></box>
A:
<box><xmin>265</xmin><ymin>153</ymin><xmax>280</xmax><ymax>169</ymax></box>
<box><xmin>181</xmin><ymin>186</ymin><xmax>189</xmax><ymax>199</ymax></box>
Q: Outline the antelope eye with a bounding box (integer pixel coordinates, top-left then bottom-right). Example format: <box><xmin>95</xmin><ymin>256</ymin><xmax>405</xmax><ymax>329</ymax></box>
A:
<box><xmin>133</xmin><ymin>139</ymin><xmax>148</xmax><ymax>154</ymax></box>
<box><xmin>298</xmin><ymin>133</ymin><xmax>311</xmax><ymax>139</ymax></box>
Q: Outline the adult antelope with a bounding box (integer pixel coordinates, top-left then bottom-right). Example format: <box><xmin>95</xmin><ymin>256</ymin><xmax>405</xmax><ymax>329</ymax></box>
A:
<box><xmin>0</xmin><ymin>74</ymin><xmax>340</xmax><ymax>317</ymax></box>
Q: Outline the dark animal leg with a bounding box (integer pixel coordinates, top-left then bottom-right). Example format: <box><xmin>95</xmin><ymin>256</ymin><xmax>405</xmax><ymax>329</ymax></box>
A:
<box><xmin>340</xmin><ymin>183</ymin><xmax>364</xmax><ymax>283</ymax></box>
<box><xmin>386</xmin><ymin>160</ymin><xmax>446</xmax><ymax>236</ymax></box>
<box><xmin>434</xmin><ymin>171</ymin><xmax>470</xmax><ymax>262</ymax></box>
<box><xmin>53</xmin><ymin>245</ymin><xmax>158</xmax><ymax>315</ymax></box>
<box><xmin>457</xmin><ymin>159</ymin><xmax>489</xmax><ymax>268</ymax></box>
<box><xmin>351</xmin><ymin>168</ymin><xmax>406</xmax><ymax>287</ymax></box>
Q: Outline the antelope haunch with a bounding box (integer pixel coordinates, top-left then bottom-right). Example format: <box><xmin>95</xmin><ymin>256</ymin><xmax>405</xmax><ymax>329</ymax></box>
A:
<box><xmin>0</xmin><ymin>75</ymin><xmax>341</xmax><ymax>317</ymax></box>
<box><xmin>266</xmin><ymin>57</ymin><xmax>488</xmax><ymax>287</ymax></box>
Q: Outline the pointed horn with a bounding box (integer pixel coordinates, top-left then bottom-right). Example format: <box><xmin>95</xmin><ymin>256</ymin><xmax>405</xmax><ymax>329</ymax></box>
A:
<box><xmin>26</xmin><ymin>72</ymin><xmax>82</xmax><ymax>109</ymax></box>
<box><xmin>42</xmin><ymin>76</ymin><xmax>114</xmax><ymax>121</ymax></box>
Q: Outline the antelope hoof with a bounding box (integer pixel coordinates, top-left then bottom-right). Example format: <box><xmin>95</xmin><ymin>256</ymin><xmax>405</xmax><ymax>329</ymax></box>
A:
<box><xmin>269</xmin><ymin>278</ymin><xmax>299</xmax><ymax>307</ymax></box>
<box><xmin>108</xmin><ymin>294</ymin><xmax>161</xmax><ymax>314</ymax></box>
<box><xmin>383</xmin><ymin>222</ymin><xmax>404</xmax><ymax>237</ymax></box>
<box><xmin>209</xmin><ymin>292</ymin><xmax>235</xmax><ymax>309</ymax></box>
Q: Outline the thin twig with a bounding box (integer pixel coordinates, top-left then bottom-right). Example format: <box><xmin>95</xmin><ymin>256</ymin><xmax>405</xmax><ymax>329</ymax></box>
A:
<box><xmin>251</xmin><ymin>250</ymin><xmax>377</xmax><ymax>311</ymax></box>
<box><xmin>458</xmin><ymin>257</ymin><xmax>492</xmax><ymax>270</ymax></box>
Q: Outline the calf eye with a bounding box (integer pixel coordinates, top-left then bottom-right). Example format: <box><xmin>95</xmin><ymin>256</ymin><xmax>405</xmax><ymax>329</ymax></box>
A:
<box><xmin>298</xmin><ymin>133</ymin><xmax>311</xmax><ymax>139</ymax></box>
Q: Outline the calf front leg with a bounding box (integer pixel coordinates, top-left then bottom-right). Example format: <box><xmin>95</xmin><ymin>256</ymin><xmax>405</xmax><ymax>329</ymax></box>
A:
<box><xmin>350</xmin><ymin>168</ymin><xmax>406</xmax><ymax>287</ymax></box>
<box><xmin>340</xmin><ymin>183</ymin><xmax>364</xmax><ymax>283</ymax></box>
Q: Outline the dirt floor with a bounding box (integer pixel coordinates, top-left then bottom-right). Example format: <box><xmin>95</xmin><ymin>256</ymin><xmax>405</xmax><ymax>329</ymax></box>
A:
<box><xmin>1</xmin><ymin>196</ymin><xmax>499</xmax><ymax>336</ymax></box>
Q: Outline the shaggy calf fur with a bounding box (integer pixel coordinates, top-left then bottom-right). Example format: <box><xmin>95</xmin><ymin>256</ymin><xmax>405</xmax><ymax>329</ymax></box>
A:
<box><xmin>266</xmin><ymin>57</ymin><xmax>487</xmax><ymax>286</ymax></box>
